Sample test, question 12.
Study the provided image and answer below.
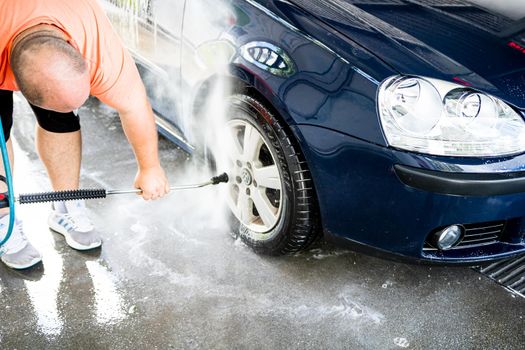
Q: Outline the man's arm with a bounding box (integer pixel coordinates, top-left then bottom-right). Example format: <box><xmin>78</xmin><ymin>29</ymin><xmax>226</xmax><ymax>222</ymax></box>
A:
<box><xmin>114</xmin><ymin>90</ymin><xmax>170</xmax><ymax>201</ymax></box>
<box><xmin>84</xmin><ymin>0</ymin><xmax>169</xmax><ymax>200</ymax></box>
<box><xmin>87</xmin><ymin>9</ymin><xmax>169</xmax><ymax>199</ymax></box>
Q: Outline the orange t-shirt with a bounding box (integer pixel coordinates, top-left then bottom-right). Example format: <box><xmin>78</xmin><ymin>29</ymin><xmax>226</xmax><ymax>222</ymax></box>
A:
<box><xmin>0</xmin><ymin>0</ymin><xmax>143</xmax><ymax>110</ymax></box>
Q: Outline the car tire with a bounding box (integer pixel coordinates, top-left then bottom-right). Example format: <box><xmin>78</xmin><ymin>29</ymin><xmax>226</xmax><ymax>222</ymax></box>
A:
<box><xmin>223</xmin><ymin>94</ymin><xmax>320</xmax><ymax>255</ymax></box>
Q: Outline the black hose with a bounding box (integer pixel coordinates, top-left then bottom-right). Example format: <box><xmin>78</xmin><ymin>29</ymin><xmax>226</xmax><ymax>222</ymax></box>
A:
<box><xmin>18</xmin><ymin>189</ymin><xmax>107</xmax><ymax>204</ymax></box>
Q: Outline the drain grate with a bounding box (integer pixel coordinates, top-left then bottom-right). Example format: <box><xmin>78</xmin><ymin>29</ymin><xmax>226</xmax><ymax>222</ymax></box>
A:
<box><xmin>477</xmin><ymin>255</ymin><xmax>525</xmax><ymax>298</ymax></box>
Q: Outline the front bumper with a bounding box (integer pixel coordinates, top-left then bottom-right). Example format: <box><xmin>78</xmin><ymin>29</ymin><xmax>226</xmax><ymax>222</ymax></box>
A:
<box><xmin>395</xmin><ymin>165</ymin><xmax>525</xmax><ymax>197</ymax></box>
<box><xmin>295</xmin><ymin>124</ymin><xmax>525</xmax><ymax>264</ymax></box>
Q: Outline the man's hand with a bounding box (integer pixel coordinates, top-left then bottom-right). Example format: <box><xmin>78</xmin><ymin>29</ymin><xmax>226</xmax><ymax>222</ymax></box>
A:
<box><xmin>134</xmin><ymin>165</ymin><xmax>170</xmax><ymax>200</ymax></box>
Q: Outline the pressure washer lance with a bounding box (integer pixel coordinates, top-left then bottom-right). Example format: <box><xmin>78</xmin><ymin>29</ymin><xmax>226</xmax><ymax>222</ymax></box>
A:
<box><xmin>0</xmin><ymin>173</ymin><xmax>228</xmax><ymax>207</ymax></box>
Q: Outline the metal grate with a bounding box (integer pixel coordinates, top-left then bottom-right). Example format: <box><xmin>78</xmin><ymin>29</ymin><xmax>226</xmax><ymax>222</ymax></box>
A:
<box><xmin>456</xmin><ymin>221</ymin><xmax>505</xmax><ymax>248</ymax></box>
<box><xmin>478</xmin><ymin>255</ymin><xmax>525</xmax><ymax>298</ymax></box>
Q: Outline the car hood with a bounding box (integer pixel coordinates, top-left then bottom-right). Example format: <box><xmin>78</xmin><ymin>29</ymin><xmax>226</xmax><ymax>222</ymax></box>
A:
<box><xmin>288</xmin><ymin>0</ymin><xmax>525</xmax><ymax>109</ymax></box>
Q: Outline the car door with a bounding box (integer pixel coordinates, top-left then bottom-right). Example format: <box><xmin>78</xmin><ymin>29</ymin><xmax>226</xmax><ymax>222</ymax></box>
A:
<box><xmin>103</xmin><ymin>0</ymin><xmax>189</xmax><ymax>150</ymax></box>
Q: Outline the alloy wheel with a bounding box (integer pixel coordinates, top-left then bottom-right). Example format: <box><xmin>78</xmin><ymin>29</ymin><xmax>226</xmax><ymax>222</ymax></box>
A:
<box><xmin>226</xmin><ymin>119</ymin><xmax>283</xmax><ymax>233</ymax></box>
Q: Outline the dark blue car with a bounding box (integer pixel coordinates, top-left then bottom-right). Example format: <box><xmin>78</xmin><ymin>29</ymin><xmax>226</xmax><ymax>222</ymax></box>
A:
<box><xmin>104</xmin><ymin>0</ymin><xmax>525</xmax><ymax>264</ymax></box>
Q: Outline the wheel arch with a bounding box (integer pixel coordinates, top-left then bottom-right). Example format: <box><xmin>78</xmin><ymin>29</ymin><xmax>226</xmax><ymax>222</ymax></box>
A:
<box><xmin>190</xmin><ymin>66</ymin><xmax>310</xmax><ymax>165</ymax></box>
<box><xmin>190</xmin><ymin>66</ymin><xmax>325</xmax><ymax>245</ymax></box>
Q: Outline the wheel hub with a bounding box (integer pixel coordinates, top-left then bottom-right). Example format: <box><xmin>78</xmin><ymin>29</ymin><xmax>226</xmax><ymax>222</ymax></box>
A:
<box><xmin>241</xmin><ymin>168</ymin><xmax>253</xmax><ymax>186</ymax></box>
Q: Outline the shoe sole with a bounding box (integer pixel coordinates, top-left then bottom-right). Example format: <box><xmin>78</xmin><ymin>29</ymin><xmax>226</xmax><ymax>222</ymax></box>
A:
<box><xmin>48</xmin><ymin>221</ymin><xmax>102</xmax><ymax>251</ymax></box>
<box><xmin>1</xmin><ymin>255</ymin><xmax>42</xmax><ymax>270</ymax></box>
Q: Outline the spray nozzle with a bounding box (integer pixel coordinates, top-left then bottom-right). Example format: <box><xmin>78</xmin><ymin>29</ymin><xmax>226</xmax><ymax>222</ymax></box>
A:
<box><xmin>211</xmin><ymin>172</ymin><xmax>229</xmax><ymax>185</ymax></box>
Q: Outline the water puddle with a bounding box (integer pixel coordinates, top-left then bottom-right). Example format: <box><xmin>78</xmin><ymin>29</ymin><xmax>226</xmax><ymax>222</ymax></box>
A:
<box><xmin>12</xmin><ymin>135</ymin><xmax>66</xmax><ymax>338</ymax></box>
<box><xmin>24</xmin><ymin>259</ymin><xmax>64</xmax><ymax>338</ymax></box>
<box><xmin>86</xmin><ymin>261</ymin><xmax>127</xmax><ymax>325</ymax></box>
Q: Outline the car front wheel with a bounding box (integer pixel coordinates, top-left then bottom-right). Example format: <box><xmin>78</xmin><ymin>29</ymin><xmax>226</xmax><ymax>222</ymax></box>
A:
<box><xmin>224</xmin><ymin>94</ymin><xmax>320</xmax><ymax>255</ymax></box>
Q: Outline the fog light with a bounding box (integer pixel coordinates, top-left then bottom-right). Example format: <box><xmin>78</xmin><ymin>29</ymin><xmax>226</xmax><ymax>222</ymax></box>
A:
<box><xmin>434</xmin><ymin>225</ymin><xmax>464</xmax><ymax>250</ymax></box>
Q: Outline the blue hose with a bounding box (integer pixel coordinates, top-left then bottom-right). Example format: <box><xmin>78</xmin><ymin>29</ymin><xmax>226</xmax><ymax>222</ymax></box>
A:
<box><xmin>0</xmin><ymin>116</ymin><xmax>15</xmax><ymax>252</ymax></box>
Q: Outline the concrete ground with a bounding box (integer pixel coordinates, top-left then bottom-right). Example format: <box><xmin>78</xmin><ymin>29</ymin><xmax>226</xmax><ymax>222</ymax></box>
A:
<box><xmin>0</xmin><ymin>95</ymin><xmax>523</xmax><ymax>349</ymax></box>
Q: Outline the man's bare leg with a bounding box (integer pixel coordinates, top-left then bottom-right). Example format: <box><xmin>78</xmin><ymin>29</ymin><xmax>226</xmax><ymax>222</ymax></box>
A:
<box><xmin>0</xmin><ymin>138</ymin><xmax>42</xmax><ymax>269</ymax></box>
<box><xmin>36</xmin><ymin>125</ymin><xmax>102</xmax><ymax>250</ymax></box>
<box><xmin>35</xmin><ymin>126</ymin><xmax>81</xmax><ymax>191</ymax></box>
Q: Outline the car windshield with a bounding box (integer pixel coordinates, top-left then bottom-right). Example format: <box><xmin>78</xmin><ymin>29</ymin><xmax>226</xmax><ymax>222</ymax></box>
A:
<box><xmin>340</xmin><ymin>0</ymin><xmax>525</xmax><ymax>46</ymax></box>
<box><xmin>467</xmin><ymin>0</ymin><xmax>525</xmax><ymax>21</ymax></box>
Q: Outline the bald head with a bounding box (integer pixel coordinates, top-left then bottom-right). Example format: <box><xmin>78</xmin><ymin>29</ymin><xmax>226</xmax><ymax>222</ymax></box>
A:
<box><xmin>11</xmin><ymin>32</ymin><xmax>90</xmax><ymax>112</ymax></box>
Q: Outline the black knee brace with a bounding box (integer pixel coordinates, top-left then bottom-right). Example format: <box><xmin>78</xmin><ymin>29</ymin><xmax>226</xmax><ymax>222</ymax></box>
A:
<box><xmin>0</xmin><ymin>90</ymin><xmax>81</xmax><ymax>137</ymax></box>
<box><xmin>30</xmin><ymin>104</ymin><xmax>81</xmax><ymax>133</ymax></box>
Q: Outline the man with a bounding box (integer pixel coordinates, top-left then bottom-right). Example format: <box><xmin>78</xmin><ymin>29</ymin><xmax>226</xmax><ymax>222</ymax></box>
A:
<box><xmin>0</xmin><ymin>0</ymin><xmax>170</xmax><ymax>269</ymax></box>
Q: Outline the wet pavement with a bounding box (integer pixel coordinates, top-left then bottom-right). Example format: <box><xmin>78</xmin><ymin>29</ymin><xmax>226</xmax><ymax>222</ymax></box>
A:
<box><xmin>0</xmin><ymin>94</ymin><xmax>523</xmax><ymax>349</ymax></box>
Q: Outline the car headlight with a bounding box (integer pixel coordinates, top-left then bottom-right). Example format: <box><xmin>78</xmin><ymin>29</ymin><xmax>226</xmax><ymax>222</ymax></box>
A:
<box><xmin>378</xmin><ymin>76</ymin><xmax>525</xmax><ymax>157</ymax></box>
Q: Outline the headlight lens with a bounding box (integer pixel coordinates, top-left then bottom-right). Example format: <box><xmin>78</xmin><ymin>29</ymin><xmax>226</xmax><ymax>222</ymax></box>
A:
<box><xmin>386</xmin><ymin>77</ymin><xmax>442</xmax><ymax>134</ymax></box>
<box><xmin>378</xmin><ymin>76</ymin><xmax>525</xmax><ymax>157</ymax></box>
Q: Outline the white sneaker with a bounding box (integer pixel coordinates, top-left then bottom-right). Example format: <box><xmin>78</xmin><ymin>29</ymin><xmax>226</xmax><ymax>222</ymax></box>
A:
<box><xmin>48</xmin><ymin>200</ymin><xmax>102</xmax><ymax>251</ymax></box>
<box><xmin>0</xmin><ymin>216</ymin><xmax>42</xmax><ymax>269</ymax></box>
